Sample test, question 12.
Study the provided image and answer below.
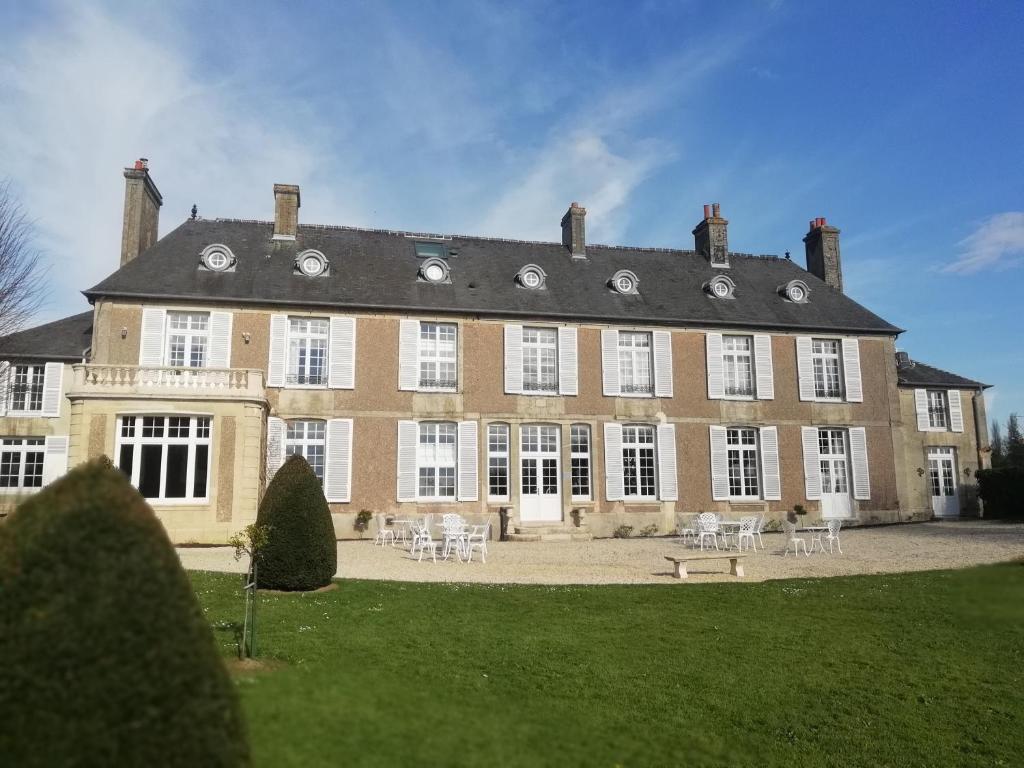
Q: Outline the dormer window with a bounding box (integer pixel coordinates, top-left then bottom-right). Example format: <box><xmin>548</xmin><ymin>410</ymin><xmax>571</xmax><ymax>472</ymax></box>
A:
<box><xmin>414</xmin><ymin>241</ymin><xmax>448</xmax><ymax>259</ymax></box>
<box><xmin>199</xmin><ymin>244</ymin><xmax>236</xmax><ymax>272</ymax></box>
<box><xmin>296</xmin><ymin>250</ymin><xmax>329</xmax><ymax>277</ymax></box>
<box><xmin>516</xmin><ymin>265</ymin><xmax>546</xmax><ymax>290</ymax></box>
<box><xmin>610</xmin><ymin>269</ymin><xmax>638</xmax><ymax>295</ymax></box>
<box><xmin>705</xmin><ymin>275</ymin><xmax>735</xmax><ymax>299</ymax></box>
<box><xmin>420</xmin><ymin>258</ymin><xmax>450</xmax><ymax>284</ymax></box>
<box><xmin>781</xmin><ymin>279</ymin><xmax>810</xmax><ymax>303</ymax></box>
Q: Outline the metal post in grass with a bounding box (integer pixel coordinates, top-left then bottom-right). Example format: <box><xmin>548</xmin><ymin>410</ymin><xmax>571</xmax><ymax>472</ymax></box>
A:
<box><xmin>229</xmin><ymin>523</ymin><xmax>271</xmax><ymax>659</ymax></box>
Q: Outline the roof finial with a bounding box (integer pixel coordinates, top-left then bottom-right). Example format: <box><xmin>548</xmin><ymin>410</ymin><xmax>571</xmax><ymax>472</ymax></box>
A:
<box><xmin>190</xmin><ymin>204</ymin><xmax>198</xmax><ymax>220</ymax></box>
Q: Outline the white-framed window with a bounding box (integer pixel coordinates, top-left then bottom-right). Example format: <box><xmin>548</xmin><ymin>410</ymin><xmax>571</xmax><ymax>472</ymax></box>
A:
<box><xmin>571</xmin><ymin>424</ymin><xmax>591</xmax><ymax>499</ymax></box>
<box><xmin>0</xmin><ymin>437</ymin><xmax>44</xmax><ymax>490</ymax></box>
<box><xmin>622</xmin><ymin>424</ymin><xmax>656</xmax><ymax>499</ymax></box>
<box><xmin>287</xmin><ymin>317</ymin><xmax>329</xmax><ymax>386</ymax></box>
<box><xmin>116</xmin><ymin>415</ymin><xmax>212</xmax><ymax>502</ymax></box>
<box><xmin>722</xmin><ymin>335</ymin><xmax>754</xmax><ymax>398</ymax></box>
<box><xmin>8</xmin><ymin>364</ymin><xmax>45</xmax><ymax>412</ymax></box>
<box><xmin>285</xmin><ymin>419</ymin><xmax>326</xmax><ymax>483</ymax></box>
<box><xmin>419</xmin><ymin>322</ymin><xmax>457</xmax><ymax>391</ymax></box>
<box><xmin>417</xmin><ymin>421</ymin><xmax>457</xmax><ymax>499</ymax></box>
<box><xmin>618</xmin><ymin>332</ymin><xmax>652</xmax><ymax>395</ymax></box>
<box><xmin>522</xmin><ymin>327</ymin><xmax>558</xmax><ymax>393</ymax></box>
<box><xmin>818</xmin><ymin>428</ymin><xmax>849</xmax><ymax>496</ymax></box>
<box><xmin>811</xmin><ymin>339</ymin><xmax>843</xmax><ymax>399</ymax></box>
<box><xmin>726</xmin><ymin>427</ymin><xmax>760</xmax><ymax>499</ymax></box>
<box><xmin>166</xmin><ymin>312</ymin><xmax>210</xmax><ymax>368</ymax></box>
<box><xmin>487</xmin><ymin>423</ymin><xmax>509</xmax><ymax>500</ymax></box>
<box><xmin>927</xmin><ymin>390</ymin><xmax>949</xmax><ymax>430</ymax></box>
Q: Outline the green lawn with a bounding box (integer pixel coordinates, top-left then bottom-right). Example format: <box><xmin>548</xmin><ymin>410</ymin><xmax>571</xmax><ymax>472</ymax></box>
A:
<box><xmin>193</xmin><ymin>563</ymin><xmax>1024</xmax><ymax>767</ymax></box>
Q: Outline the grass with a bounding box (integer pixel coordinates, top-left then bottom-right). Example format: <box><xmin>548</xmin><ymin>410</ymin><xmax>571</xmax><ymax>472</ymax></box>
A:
<box><xmin>193</xmin><ymin>563</ymin><xmax>1024</xmax><ymax>767</ymax></box>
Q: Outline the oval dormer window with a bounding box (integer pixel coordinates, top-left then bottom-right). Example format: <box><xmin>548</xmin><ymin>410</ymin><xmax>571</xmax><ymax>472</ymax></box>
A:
<box><xmin>516</xmin><ymin>264</ymin><xmax>546</xmax><ymax>290</ymax></box>
<box><xmin>782</xmin><ymin>279</ymin><xmax>810</xmax><ymax>303</ymax></box>
<box><xmin>610</xmin><ymin>269</ymin><xmax>639</xmax><ymax>295</ymax></box>
<box><xmin>420</xmin><ymin>258</ymin><xmax>450</xmax><ymax>284</ymax></box>
<box><xmin>199</xmin><ymin>244</ymin><xmax>236</xmax><ymax>272</ymax></box>
<box><xmin>705</xmin><ymin>275</ymin><xmax>735</xmax><ymax>299</ymax></box>
<box><xmin>296</xmin><ymin>250</ymin><xmax>328</xmax><ymax>278</ymax></box>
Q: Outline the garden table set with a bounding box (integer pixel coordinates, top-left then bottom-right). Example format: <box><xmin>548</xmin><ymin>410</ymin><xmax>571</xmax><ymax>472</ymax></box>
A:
<box><xmin>375</xmin><ymin>513</ymin><xmax>490</xmax><ymax>563</ymax></box>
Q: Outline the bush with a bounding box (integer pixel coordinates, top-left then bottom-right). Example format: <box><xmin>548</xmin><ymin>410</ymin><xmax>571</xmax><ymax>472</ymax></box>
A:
<box><xmin>256</xmin><ymin>454</ymin><xmax>337</xmax><ymax>591</ymax></box>
<box><xmin>613</xmin><ymin>524</ymin><xmax>634</xmax><ymax>538</ymax></box>
<box><xmin>639</xmin><ymin>523</ymin><xmax>659</xmax><ymax>537</ymax></box>
<box><xmin>976</xmin><ymin>467</ymin><xmax>1024</xmax><ymax>520</ymax></box>
<box><xmin>0</xmin><ymin>457</ymin><xmax>249</xmax><ymax>767</ymax></box>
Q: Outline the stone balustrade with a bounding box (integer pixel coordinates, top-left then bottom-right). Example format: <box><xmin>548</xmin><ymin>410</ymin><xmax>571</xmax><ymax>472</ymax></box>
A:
<box><xmin>69</xmin><ymin>364</ymin><xmax>266</xmax><ymax>401</ymax></box>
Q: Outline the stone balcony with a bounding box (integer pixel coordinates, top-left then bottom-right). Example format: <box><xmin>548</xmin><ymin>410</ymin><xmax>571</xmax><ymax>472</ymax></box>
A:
<box><xmin>68</xmin><ymin>364</ymin><xmax>266</xmax><ymax>403</ymax></box>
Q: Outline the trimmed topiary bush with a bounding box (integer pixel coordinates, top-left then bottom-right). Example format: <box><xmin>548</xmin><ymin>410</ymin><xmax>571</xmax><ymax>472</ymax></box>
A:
<box><xmin>256</xmin><ymin>454</ymin><xmax>337</xmax><ymax>591</ymax></box>
<box><xmin>0</xmin><ymin>457</ymin><xmax>249</xmax><ymax>767</ymax></box>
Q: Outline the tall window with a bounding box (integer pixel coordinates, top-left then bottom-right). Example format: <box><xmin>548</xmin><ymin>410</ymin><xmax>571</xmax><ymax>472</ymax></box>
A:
<box><xmin>927</xmin><ymin>390</ymin><xmax>949</xmax><ymax>430</ymax></box>
<box><xmin>618</xmin><ymin>332</ymin><xmax>652</xmax><ymax>395</ymax></box>
<box><xmin>285</xmin><ymin>420</ymin><xmax>326</xmax><ymax>482</ymax></box>
<box><xmin>818</xmin><ymin>429</ymin><xmax>849</xmax><ymax>495</ymax></box>
<box><xmin>166</xmin><ymin>312</ymin><xmax>209</xmax><ymax>368</ymax></box>
<box><xmin>570</xmin><ymin>424</ymin><xmax>591</xmax><ymax>499</ymax></box>
<box><xmin>117</xmin><ymin>416</ymin><xmax>211</xmax><ymax>501</ymax></box>
<box><xmin>722</xmin><ymin>335</ymin><xmax>754</xmax><ymax>397</ymax></box>
<box><xmin>522</xmin><ymin>327</ymin><xmax>558</xmax><ymax>393</ymax></box>
<box><xmin>0</xmin><ymin>437</ymin><xmax>44</xmax><ymax>490</ymax></box>
<box><xmin>726</xmin><ymin>427</ymin><xmax>760</xmax><ymax>498</ymax></box>
<box><xmin>9</xmin><ymin>364</ymin><xmax>44</xmax><ymax>412</ymax></box>
<box><xmin>418</xmin><ymin>422</ymin><xmax>457</xmax><ymax>499</ymax></box>
<box><xmin>811</xmin><ymin>339</ymin><xmax>843</xmax><ymax>399</ymax></box>
<box><xmin>419</xmin><ymin>323</ymin><xmax>457</xmax><ymax>391</ymax></box>
<box><xmin>487</xmin><ymin>423</ymin><xmax>509</xmax><ymax>499</ymax></box>
<box><xmin>288</xmin><ymin>317</ymin><xmax>329</xmax><ymax>385</ymax></box>
<box><xmin>622</xmin><ymin>424</ymin><xmax>656</xmax><ymax>498</ymax></box>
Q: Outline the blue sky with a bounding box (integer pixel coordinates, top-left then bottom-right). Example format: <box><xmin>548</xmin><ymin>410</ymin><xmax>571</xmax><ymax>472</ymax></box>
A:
<box><xmin>1</xmin><ymin>1</ymin><xmax>1021</xmax><ymax>423</ymax></box>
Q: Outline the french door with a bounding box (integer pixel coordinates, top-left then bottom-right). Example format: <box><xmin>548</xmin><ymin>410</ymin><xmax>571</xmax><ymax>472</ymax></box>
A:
<box><xmin>928</xmin><ymin>447</ymin><xmax>959</xmax><ymax>518</ymax></box>
<box><xmin>819</xmin><ymin>428</ymin><xmax>852</xmax><ymax>519</ymax></box>
<box><xmin>519</xmin><ymin>425</ymin><xmax>561</xmax><ymax>522</ymax></box>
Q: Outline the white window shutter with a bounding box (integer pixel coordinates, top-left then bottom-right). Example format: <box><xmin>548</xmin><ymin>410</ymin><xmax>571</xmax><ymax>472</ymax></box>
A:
<box><xmin>41</xmin><ymin>362</ymin><xmax>64</xmax><ymax>417</ymax></box>
<box><xmin>759</xmin><ymin>426</ymin><xmax>781</xmax><ymax>500</ymax></box>
<box><xmin>457</xmin><ymin>420</ymin><xmax>479</xmax><ymax>501</ymax></box>
<box><xmin>601</xmin><ymin>330</ymin><xmax>620</xmax><ymax>396</ymax></box>
<box><xmin>948</xmin><ymin>390</ymin><xmax>964</xmax><ymax>433</ymax></box>
<box><xmin>705</xmin><ymin>333</ymin><xmax>724</xmax><ymax>400</ymax></box>
<box><xmin>796</xmin><ymin>336</ymin><xmax>814</xmax><ymax>401</ymax></box>
<box><xmin>43</xmin><ymin>436</ymin><xmax>69</xmax><ymax>486</ymax></box>
<box><xmin>709</xmin><ymin>426</ymin><xmax>729</xmax><ymax>501</ymax></box>
<box><xmin>842</xmin><ymin>338</ymin><xmax>863</xmax><ymax>402</ymax></box>
<box><xmin>324</xmin><ymin>418</ymin><xmax>353</xmax><ymax>502</ymax></box>
<box><xmin>849</xmin><ymin>427</ymin><xmax>871</xmax><ymax>500</ymax></box>
<box><xmin>603</xmin><ymin>422</ymin><xmax>624</xmax><ymax>501</ymax></box>
<box><xmin>328</xmin><ymin>317</ymin><xmax>356</xmax><ymax>389</ymax></box>
<box><xmin>267</xmin><ymin>314</ymin><xmax>287</xmax><ymax>387</ymax></box>
<box><xmin>914</xmin><ymin>389</ymin><xmax>930</xmax><ymax>431</ymax></box>
<box><xmin>801</xmin><ymin>426</ymin><xmax>822</xmax><ymax>500</ymax></box>
<box><xmin>396</xmin><ymin>420</ymin><xmax>418</xmax><ymax>501</ymax></box>
<box><xmin>504</xmin><ymin>324</ymin><xmax>523</xmax><ymax>395</ymax></box>
<box><xmin>265</xmin><ymin>417</ymin><xmax>285</xmax><ymax>483</ymax></box>
<box><xmin>139</xmin><ymin>308</ymin><xmax>166</xmax><ymax>366</ymax></box>
<box><xmin>754</xmin><ymin>334</ymin><xmax>775</xmax><ymax>400</ymax></box>
<box><xmin>558</xmin><ymin>326</ymin><xmax>578</xmax><ymax>396</ymax></box>
<box><xmin>653</xmin><ymin>330</ymin><xmax>673</xmax><ymax>398</ymax></box>
<box><xmin>398</xmin><ymin>319</ymin><xmax>419</xmax><ymax>391</ymax></box>
<box><xmin>0</xmin><ymin>361</ymin><xmax>8</xmax><ymax>416</ymax></box>
<box><xmin>208</xmin><ymin>311</ymin><xmax>232</xmax><ymax>368</ymax></box>
<box><xmin>656</xmin><ymin>423</ymin><xmax>678</xmax><ymax>501</ymax></box>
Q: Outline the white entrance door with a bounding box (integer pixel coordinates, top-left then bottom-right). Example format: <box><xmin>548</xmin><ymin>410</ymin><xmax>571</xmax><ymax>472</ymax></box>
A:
<box><xmin>519</xmin><ymin>425</ymin><xmax>561</xmax><ymax>522</ymax></box>
<box><xmin>819</xmin><ymin>428</ymin><xmax>853</xmax><ymax>519</ymax></box>
<box><xmin>928</xmin><ymin>447</ymin><xmax>960</xmax><ymax>518</ymax></box>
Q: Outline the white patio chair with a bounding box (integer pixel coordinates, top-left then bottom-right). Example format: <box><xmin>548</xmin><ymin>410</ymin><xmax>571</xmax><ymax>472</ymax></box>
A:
<box><xmin>695</xmin><ymin>512</ymin><xmax>720</xmax><ymax>551</ymax></box>
<box><xmin>442</xmin><ymin>522</ymin><xmax>469</xmax><ymax>562</ymax></box>
<box><xmin>676</xmin><ymin>514</ymin><xmax>698</xmax><ymax>546</ymax></box>
<box><xmin>782</xmin><ymin>519</ymin><xmax>809</xmax><ymax>557</ymax></box>
<box><xmin>464</xmin><ymin>522</ymin><xmax>490</xmax><ymax>563</ymax></box>
<box><xmin>736</xmin><ymin>516</ymin><xmax>758</xmax><ymax>551</ymax></box>
<box><xmin>753</xmin><ymin>514</ymin><xmax>767</xmax><ymax>550</ymax></box>
<box><xmin>824</xmin><ymin>520</ymin><xmax>843</xmax><ymax>554</ymax></box>
<box><xmin>373</xmin><ymin>514</ymin><xmax>395</xmax><ymax>547</ymax></box>
<box><xmin>416</xmin><ymin>527</ymin><xmax>442</xmax><ymax>563</ymax></box>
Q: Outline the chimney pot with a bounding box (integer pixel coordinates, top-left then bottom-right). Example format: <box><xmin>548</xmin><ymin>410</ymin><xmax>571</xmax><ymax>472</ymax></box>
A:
<box><xmin>703</xmin><ymin>204</ymin><xmax>711</xmax><ymax>219</ymax></box>
<box><xmin>561</xmin><ymin>202</ymin><xmax>587</xmax><ymax>258</ymax></box>
<box><xmin>272</xmin><ymin>184</ymin><xmax>301</xmax><ymax>240</ymax></box>
<box><xmin>712</xmin><ymin>202</ymin><xmax>721</xmax><ymax>218</ymax></box>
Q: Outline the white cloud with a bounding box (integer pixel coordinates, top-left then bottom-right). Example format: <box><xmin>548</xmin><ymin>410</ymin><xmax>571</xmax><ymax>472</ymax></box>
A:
<box><xmin>944</xmin><ymin>212</ymin><xmax>1024</xmax><ymax>273</ymax></box>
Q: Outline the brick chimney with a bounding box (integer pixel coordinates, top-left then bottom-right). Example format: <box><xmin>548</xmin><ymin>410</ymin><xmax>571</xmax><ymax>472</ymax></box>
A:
<box><xmin>693</xmin><ymin>202</ymin><xmax>729</xmax><ymax>267</ymax></box>
<box><xmin>273</xmin><ymin>184</ymin><xmax>301</xmax><ymax>240</ymax></box>
<box><xmin>120</xmin><ymin>158</ymin><xmax>162</xmax><ymax>266</ymax></box>
<box><xmin>804</xmin><ymin>217</ymin><xmax>843</xmax><ymax>292</ymax></box>
<box><xmin>561</xmin><ymin>202</ymin><xmax>586</xmax><ymax>259</ymax></box>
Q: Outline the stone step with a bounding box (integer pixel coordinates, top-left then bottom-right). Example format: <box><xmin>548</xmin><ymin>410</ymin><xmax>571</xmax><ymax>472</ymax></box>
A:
<box><xmin>508</xmin><ymin>526</ymin><xmax>593</xmax><ymax>543</ymax></box>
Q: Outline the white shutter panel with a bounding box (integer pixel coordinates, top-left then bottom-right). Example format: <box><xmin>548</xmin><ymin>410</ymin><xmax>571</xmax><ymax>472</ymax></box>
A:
<box><xmin>396</xmin><ymin>420</ymin><xmax>418</xmax><ymax>501</ymax></box>
<box><xmin>504</xmin><ymin>325</ymin><xmax>523</xmax><ymax>395</ymax></box>
<box><xmin>324</xmin><ymin>418</ymin><xmax>353</xmax><ymax>502</ymax></box>
<box><xmin>801</xmin><ymin>426</ymin><xmax>822</xmax><ymax>500</ymax></box>
<box><xmin>328</xmin><ymin>316</ymin><xmax>356</xmax><ymax>389</ymax></box>
<box><xmin>457</xmin><ymin>420</ymin><xmax>479</xmax><ymax>501</ymax></box>
<box><xmin>265</xmin><ymin>417</ymin><xmax>285</xmax><ymax>483</ymax></box>
<box><xmin>849</xmin><ymin>427</ymin><xmax>871</xmax><ymax>500</ymax></box>
<box><xmin>208</xmin><ymin>311</ymin><xmax>232</xmax><ymax>368</ymax></box>
<box><xmin>754</xmin><ymin>334</ymin><xmax>775</xmax><ymax>400</ymax></box>
<box><xmin>709</xmin><ymin>426</ymin><xmax>729</xmax><ymax>501</ymax></box>
<box><xmin>653</xmin><ymin>330</ymin><xmax>673</xmax><ymax>398</ymax></box>
<box><xmin>914</xmin><ymin>389</ymin><xmax>930</xmax><ymax>431</ymax></box>
<box><xmin>139</xmin><ymin>308</ymin><xmax>166</xmax><ymax>366</ymax></box>
<box><xmin>0</xmin><ymin>361</ymin><xmax>8</xmax><ymax>416</ymax></box>
<box><xmin>842</xmin><ymin>338</ymin><xmax>863</xmax><ymax>402</ymax></box>
<box><xmin>41</xmin><ymin>362</ymin><xmax>64</xmax><ymax>417</ymax></box>
<box><xmin>948</xmin><ymin>390</ymin><xmax>964</xmax><ymax>433</ymax></box>
<box><xmin>796</xmin><ymin>337</ymin><xmax>814</xmax><ymax>401</ymax></box>
<box><xmin>558</xmin><ymin>326</ymin><xmax>578</xmax><ymax>396</ymax></box>
<box><xmin>267</xmin><ymin>314</ymin><xmax>287</xmax><ymax>387</ymax></box>
<box><xmin>705</xmin><ymin>333</ymin><xmax>724</xmax><ymax>400</ymax></box>
<box><xmin>43</xmin><ymin>436</ymin><xmax>69</xmax><ymax>485</ymax></box>
<box><xmin>603</xmin><ymin>422</ymin><xmax>624</xmax><ymax>501</ymax></box>
<box><xmin>398</xmin><ymin>320</ymin><xmax>419</xmax><ymax>391</ymax></box>
<box><xmin>759</xmin><ymin>426</ymin><xmax>781</xmax><ymax>500</ymax></box>
<box><xmin>656</xmin><ymin>423</ymin><xmax>678</xmax><ymax>501</ymax></box>
<box><xmin>601</xmin><ymin>330</ymin><xmax>620</xmax><ymax>396</ymax></box>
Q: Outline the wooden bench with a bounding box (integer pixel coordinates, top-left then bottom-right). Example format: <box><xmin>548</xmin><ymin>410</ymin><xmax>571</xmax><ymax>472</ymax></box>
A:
<box><xmin>664</xmin><ymin>552</ymin><xmax>749</xmax><ymax>579</ymax></box>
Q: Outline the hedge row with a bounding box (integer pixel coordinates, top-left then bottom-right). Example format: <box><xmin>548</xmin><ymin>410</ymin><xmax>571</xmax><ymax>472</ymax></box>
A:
<box><xmin>976</xmin><ymin>467</ymin><xmax>1024</xmax><ymax>520</ymax></box>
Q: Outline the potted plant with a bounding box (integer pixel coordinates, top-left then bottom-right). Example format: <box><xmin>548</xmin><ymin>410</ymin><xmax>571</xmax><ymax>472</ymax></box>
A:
<box><xmin>354</xmin><ymin>509</ymin><xmax>373</xmax><ymax>538</ymax></box>
<box><xmin>570</xmin><ymin>507</ymin><xmax>586</xmax><ymax>528</ymax></box>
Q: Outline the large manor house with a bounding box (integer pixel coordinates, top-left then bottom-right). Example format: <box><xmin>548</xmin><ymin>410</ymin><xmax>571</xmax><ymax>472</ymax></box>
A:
<box><xmin>0</xmin><ymin>160</ymin><xmax>991</xmax><ymax>542</ymax></box>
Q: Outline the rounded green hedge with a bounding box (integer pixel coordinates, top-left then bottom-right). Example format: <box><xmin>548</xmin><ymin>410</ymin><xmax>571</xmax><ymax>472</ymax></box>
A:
<box><xmin>255</xmin><ymin>454</ymin><xmax>337</xmax><ymax>591</ymax></box>
<box><xmin>0</xmin><ymin>457</ymin><xmax>249</xmax><ymax>767</ymax></box>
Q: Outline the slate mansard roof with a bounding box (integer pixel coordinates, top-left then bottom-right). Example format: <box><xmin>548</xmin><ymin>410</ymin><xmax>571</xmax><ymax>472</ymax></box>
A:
<box><xmin>84</xmin><ymin>218</ymin><xmax>903</xmax><ymax>336</ymax></box>
<box><xmin>897</xmin><ymin>357</ymin><xmax>989</xmax><ymax>390</ymax></box>
<box><xmin>0</xmin><ymin>311</ymin><xmax>93</xmax><ymax>362</ymax></box>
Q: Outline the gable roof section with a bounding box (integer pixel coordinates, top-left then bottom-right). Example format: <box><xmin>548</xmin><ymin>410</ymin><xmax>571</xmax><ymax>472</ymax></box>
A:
<box><xmin>0</xmin><ymin>311</ymin><xmax>93</xmax><ymax>362</ymax></box>
<box><xmin>85</xmin><ymin>219</ymin><xmax>902</xmax><ymax>335</ymax></box>
<box><xmin>897</xmin><ymin>356</ymin><xmax>989</xmax><ymax>390</ymax></box>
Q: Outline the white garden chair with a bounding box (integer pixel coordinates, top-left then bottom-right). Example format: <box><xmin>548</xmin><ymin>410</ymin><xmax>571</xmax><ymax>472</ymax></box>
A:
<box><xmin>676</xmin><ymin>514</ymin><xmax>698</xmax><ymax>545</ymax></box>
<box><xmin>464</xmin><ymin>522</ymin><xmax>490</xmax><ymax>563</ymax></box>
<box><xmin>373</xmin><ymin>513</ymin><xmax>395</xmax><ymax>547</ymax></box>
<box><xmin>415</xmin><ymin>527</ymin><xmax>442</xmax><ymax>563</ymax></box>
<box><xmin>736</xmin><ymin>516</ymin><xmax>759</xmax><ymax>551</ymax></box>
<box><xmin>441</xmin><ymin>520</ymin><xmax>469</xmax><ymax>561</ymax></box>
<box><xmin>753</xmin><ymin>514</ymin><xmax>767</xmax><ymax>550</ymax></box>
<box><xmin>824</xmin><ymin>519</ymin><xmax>843</xmax><ymax>554</ymax></box>
<box><xmin>782</xmin><ymin>519</ymin><xmax>809</xmax><ymax>557</ymax></box>
<box><xmin>695</xmin><ymin>512</ymin><xmax>720</xmax><ymax>551</ymax></box>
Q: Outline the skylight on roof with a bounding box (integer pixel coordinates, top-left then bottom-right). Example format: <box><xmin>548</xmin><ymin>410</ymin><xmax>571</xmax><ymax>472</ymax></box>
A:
<box><xmin>414</xmin><ymin>242</ymin><xmax>448</xmax><ymax>259</ymax></box>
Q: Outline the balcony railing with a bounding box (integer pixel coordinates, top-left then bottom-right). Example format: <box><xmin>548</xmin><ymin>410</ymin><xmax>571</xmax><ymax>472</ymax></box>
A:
<box><xmin>70</xmin><ymin>364</ymin><xmax>266</xmax><ymax>401</ymax></box>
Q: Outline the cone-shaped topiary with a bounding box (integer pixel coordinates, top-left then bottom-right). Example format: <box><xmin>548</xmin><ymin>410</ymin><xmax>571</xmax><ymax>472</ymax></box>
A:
<box><xmin>255</xmin><ymin>454</ymin><xmax>337</xmax><ymax>591</ymax></box>
<box><xmin>0</xmin><ymin>457</ymin><xmax>250</xmax><ymax>767</ymax></box>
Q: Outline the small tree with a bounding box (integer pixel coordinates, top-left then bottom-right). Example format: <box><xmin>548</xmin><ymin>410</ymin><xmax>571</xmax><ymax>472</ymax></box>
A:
<box><xmin>256</xmin><ymin>455</ymin><xmax>337</xmax><ymax>591</ymax></box>
<box><xmin>1006</xmin><ymin>413</ymin><xmax>1024</xmax><ymax>471</ymax></box>
<box><xmin>0</xmin><ymin>180</ymin><xmax>47</xmax><ymax>337</ymax></box>
<box><xmin>990</xmin><ymin>419</ymin><xmax>1005</xmax><ymax>469</ymax></box>
<box><xmin>228</xmin><ymin>523</ymin><xmax>271</xmax><ymax>658</ymax></box>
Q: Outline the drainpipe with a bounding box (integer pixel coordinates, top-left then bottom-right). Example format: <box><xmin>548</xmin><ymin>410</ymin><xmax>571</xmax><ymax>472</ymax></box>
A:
<box><xmin>972</xmin><ymin>388</ymin><xmax>986</xmax><ymax>518</ymax></box>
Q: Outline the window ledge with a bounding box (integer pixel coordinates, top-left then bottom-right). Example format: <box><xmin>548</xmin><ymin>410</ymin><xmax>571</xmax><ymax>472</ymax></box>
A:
<box><xmin>147</xmin><ymin>499</ymin><xmax>211</xmax><ymax>507</ymax></box>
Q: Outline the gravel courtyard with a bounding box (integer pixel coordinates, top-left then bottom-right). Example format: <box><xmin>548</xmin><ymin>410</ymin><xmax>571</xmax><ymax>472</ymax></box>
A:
<box><xmin>178</xmin><ymin>520</ymin><xmax>1024</xmax><ymax>584</ymax></box>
